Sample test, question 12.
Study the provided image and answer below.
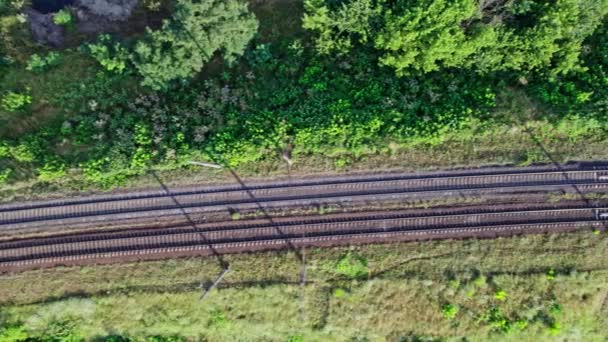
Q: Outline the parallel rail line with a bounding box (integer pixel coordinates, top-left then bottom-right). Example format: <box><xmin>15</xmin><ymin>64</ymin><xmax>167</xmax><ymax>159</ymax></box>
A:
<box><xmin>2</xmin><ymin>168</ymin><xmax>608</xmax><ymax>229</ymax></box>
<box><xmin>0</xmin><ymin>207</ymin><xmax>606</xmax><ymax>272</ymax></box>
<box><xmin>4</xmin><ymin>163</ymin><xmax>605</xmax><ymax>213</ymax></box>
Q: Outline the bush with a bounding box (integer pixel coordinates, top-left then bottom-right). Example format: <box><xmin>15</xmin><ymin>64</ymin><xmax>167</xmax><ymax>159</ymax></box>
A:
<box><xmin>441</xmin><ymin>303</ymin><xmax>459</xmax><ymax>319</ymax></box>
<box><xmin>486</xmin><ymin>307</ymin><xmax>511</xmax><ymax>333</ymax></box>
<box><xmin>86</xmin><ymin>34</ymin><xmax>130</xmax><ymax>74</ymax></box>
<box><xmin>286</xmin><ymin>335</ymin><xmax>304</xmax><ymax>342</ymax></box>
<box><xmin>26</xmin><ymin>52</ymin><xmax>61</xmax><ymax>72</ymax></box>
<box><xmin>1</xmin><ymin>91</ymin><xmax>31</xmax><ymax>112</ymax></box>
<box><xmin>52</xmin><ymin>9</ymin><xmax>73</xmax><ymax>26</ymax></box>
<box><xmin>11</xmin><ymin>137</ymin><xmax>44</xmax><ymax>162</ymax></box>
<box><xmin>37</xmin><ymin>159</ymin><xmax>67</xmax><ymax>182</ymax></box>
<box><xmin>0</xmin><ymin>168</ymin><xmax>11</xmax><ymax>184</ymax></box>
<box><xmin>0</xmin><ymin>325</ymin><xmax>29</xmax><ymax>342</ymax></box>
<box><xmin>0</xmin><ymin>142</ymin><xmax>9</xmax><ymax>158</ymax></box>
<box><xmin>494</xmin><ymin>290</ymin><xmax>507</xmax><ymax>301</ymax></box>
<box><xmin>335</xmin><ymin>252</ymin><xmax>369</xmax><ymax>279</ymax></box>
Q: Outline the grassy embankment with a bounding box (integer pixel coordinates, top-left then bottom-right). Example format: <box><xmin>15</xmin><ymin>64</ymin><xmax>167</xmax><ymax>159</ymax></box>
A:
<box><xmin>0</xmin><ymin>230</ymin><xmax>607</xmax><ymax>340</ymax></box>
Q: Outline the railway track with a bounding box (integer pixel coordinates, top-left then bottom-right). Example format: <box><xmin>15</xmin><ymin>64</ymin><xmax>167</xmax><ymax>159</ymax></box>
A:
<box><xmin>1</xmin><ymin>163</ymin><xmax>608</xmax><ymax>273</ymax></box>
<box><xmin>1</xmin><ymin>206</ymin><xmax>606</xmax><ymax>273</ymax></box>
<box><xmin>2</xmin><ymin>166</ymin><xmax>608</xmax><ymax>233</ymax></box>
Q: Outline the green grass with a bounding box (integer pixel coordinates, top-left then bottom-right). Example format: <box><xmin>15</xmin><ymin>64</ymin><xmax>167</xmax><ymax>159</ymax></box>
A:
<box><xmin>0</xmin><ymin>231</ymin><xmax>607</xmax><ymax>340</ymax></box>
<box><xmin>0</xmin><ymin>50</ymin><xmax>97</xmax><ymax>138</ymax></box>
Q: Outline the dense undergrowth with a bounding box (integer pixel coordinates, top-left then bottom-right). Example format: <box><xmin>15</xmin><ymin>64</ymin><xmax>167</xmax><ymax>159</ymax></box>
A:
<box><xmin>0</xmin><ymin>0</ymin><xmax>607</xmax><ymax>193</ymax></box>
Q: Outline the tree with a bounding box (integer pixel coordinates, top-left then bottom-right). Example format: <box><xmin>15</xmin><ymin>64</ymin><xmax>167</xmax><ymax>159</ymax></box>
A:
<box><xmin>304</xmin><ymin>0</ymin><xmax>608</xmax><ymax>76</ymax></box>
<box><xmin>302</xmin><ymin>0</ymin><xmax>381</xmax><ymax>54</ymax></box>
<box><xmin>132</xmin><ymin>0</ymin><xmax>258</xmax><ymax>90</ymax></box>
<box><xmin>375</xmin><ymin>0</ymin><xmax>491</xmax><ymax>74</ymax></box>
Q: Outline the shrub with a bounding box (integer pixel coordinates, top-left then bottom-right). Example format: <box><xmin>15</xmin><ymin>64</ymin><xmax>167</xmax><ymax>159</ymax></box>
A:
<box><xmin>1</xmin><ymin>91</ymin><xmax>31</xmax><ymax>112</ymax></box>
<box><xmin>0</xmin><ymin>168</ymin><xmax>11</xmax><ymax>184</ymax></box>
<box><xmin>86</xmin><ymin>34</ymin><xmax>130</xmax><ymax>74</ymax></box>
<box><xmin>0</xmin><ymin>324</ymin><xmax>29</xmax><ymax>342</ymax></box>
<box><xmin>494</xmin><ymin>290</ymin><xmax>507</xmax><ymax>301</ymax></box>
<box><xmin>486</xmin><ymin>307</ymin><xmax>511</xmax><ymax>333</ymax></box>
<box><xmin>52</xmin><ymin>9</ymin><xmax>73</xmax><ymax>26</ymax></box>
<box><xmin>26</xmin><ymin>52</ymin><xmax>61</xmax><ymax>72</ymax></box>
<box><xmin>207</xmin><ymin>309</ymin><xmax>228</xmax><ymax>328</ymax></box>
<box><xmin>333</xmin><ymin>288</ymin><xmax>346</xmax><ymax>298</ymax></box>
<box><xmin>286</xmin><ymin>335</ymin><xmax>304</xmax><ymax>342</ymax></box>
<box><xmin>547</xmin><ymin>321</ymin><xmax>561</xmax><ymax>335</ymax></box>
<box><xmin>0</xmin><ymin>54</ymin><xmax>14</xmax><ymax>67</ymax></box>
<box><xmin>11</xmin><ymin>144</ymin><xmax>35</xmax><ymax>162</ymax></box>
<box><xmin>335</xmin><ymin>252</ymin><xmax>369</xmax><ymax>279</ymax></box>
<box><xmin>37</xmin><ymin>159</ymin><xmax>67</xmax><ymax>182</ymax></box>
<box><xmin>441</xmin><ymin>303</ymin><xmax>459</xmax><ymax>319</ymax></box>
<box><xmin>11</xmin><ymin>139</ymin><xmax>41</xmax><ymax>162</ymax></box>
<box><xmin>0</xmin><ymin>142</ymin><xmax>9</xmax><ymax>158</ymax></box>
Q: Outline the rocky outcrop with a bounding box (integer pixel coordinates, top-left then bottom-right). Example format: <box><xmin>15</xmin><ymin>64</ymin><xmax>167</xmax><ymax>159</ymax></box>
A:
<box><xmin>27</xmin><ymin>0</ymin><xmax>139</xmax><ymax>45</ymax></box>
<box><xmin>75</xmin><ymin>0</ymin><xmax>138</xmax><ymax>21</ymax></box>
<box><xmin>73</xmin><ymin>0</ymin><xmax>137</xmax><ymax>34</ymax></box>
<box><xmin>25</xmin><ymin>8</ymin><xmax>65</xmax><ymax>47</ymax></box>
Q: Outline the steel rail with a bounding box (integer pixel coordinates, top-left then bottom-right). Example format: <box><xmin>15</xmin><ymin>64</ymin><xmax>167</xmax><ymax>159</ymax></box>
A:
<box><xmin>0</xmin><ymin>207</ymin><xmax>605</xmax><ymax>270</ymax></box>
<box><xmin>1</xmin><ymin>163</ymin><xmax>607</xmax><ymax>213</ymax></box>
<box><xmin>1</xmin><ymin>170</ymin><xmax>607</xmax><ymax>227</ymax></box>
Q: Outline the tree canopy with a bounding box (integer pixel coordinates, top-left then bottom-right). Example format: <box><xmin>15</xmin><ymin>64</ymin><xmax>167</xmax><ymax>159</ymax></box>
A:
<box><xmin>304</xmin><ymin>0</ymin><xmax>608</xmax><ymax>76</ymax></box>
<box><xmin>132</xmin><ymin>0</ymin><xmax>259</xmax><ymax>90</ymax></box>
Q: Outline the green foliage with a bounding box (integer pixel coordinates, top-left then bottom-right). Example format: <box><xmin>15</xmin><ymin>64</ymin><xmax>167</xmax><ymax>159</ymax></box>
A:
<box><xmin>132</xmin><ymin>0</ymin><xmax>259</xmax><ymax>89</ymax></box>
<box><xmin>335</xmin><ymin>252</ymin><xmax>369</xmax><ymax>279</ymax></box>
<box><xmin>0</xmin><ymin>141</ymin><xmax>9</xmax><ymax>158</ymax></box>
<box><xmin>37</xmin><ymin>158</ymin><xmax>67</xmax><ymax>182</ymax></box>
<box><xmin>494</xmin><ymin>290</ymin><xmax>507</xmax><ymax>301</ymax></box>
<box><xmin>0</xmin><ymin>325</ymin><xmax>29</xmax><ymax>342</ymax></box>
<box><xmin>86</xmin><ymin>35</ymin><xmax>130</xmax><ymax>74</ymax></box>
<box><xmin>303</xmin><ymin>0</ymin><xmax>381</xmax><ymax>54</ymax></box>
<box><xmin>246</xmin><ymin>43</ymin><xmax>273</xmax><ymax>66</ymax></box>
<box><xmin>207</xmin><ymin>309</ymin><xmax>228</xmax><ymax>328</ymax></box>
<box><xmin>26</xmin><ymin>52</ymin><xmax>61</xmax><ymax>72</ymax></box>
<box><xmin>43</xmin><ymin>319</ymin><xmax>82</xmax><ymax>341</ymax></box>
<box><xmin>286</xmin><ymin>335</ymin><xmax>304</xmax><ymax>342</ymax></box>
<box><xmin>11</xmin><ymin>143</ymin><xmax>35</xmax><ymax>162</ymax></box>
<box><xmin>547</xmin><ymin>321</ymin><xmax>562</xmax><ymax>335</ymax></box>
<box><xmin>304</xmin><ymin>0</ymin><xmax>608</xmax><ymax>76</ymax></box>
<box><xmin>440</xmin><ymin>303</ymin><xmax>458</xmax><ymax>319</ymax></box>
<box><xmin>332</xmin><ymin>288</ymin><xmax>346</xmax><ymax>298</ymax></box>
<box><xmin>1</xmin><ymin>90</ymin><xmax>31</xmax><ymax>111</ymax></box>
<box><xmin>0</xmin><ymin>167</ymin><xmax>12</xmax><ymax>184</ymax></box>
<box><xmin>52</xmin><ymin>9</ymin><xmax>73</xmax><ymax>26</ymax></box>
<box><xmin>485</xmin><ymin>307</ymin><xmax>511</xmax><ymax>333</ymax></box>
<box><xmin>376</xmin><ymin>0</ymin><xmax>483</xmax><ymax>74</ymax></box>
<box><xmin>529</xmin><ymin>20</ymin><xmax>608</xmax><ymax>115</ymax></box>
<box><xmin>103</xmin><ymin>335</ymin><xmax>131</xmax><ymax>342</ymax></box>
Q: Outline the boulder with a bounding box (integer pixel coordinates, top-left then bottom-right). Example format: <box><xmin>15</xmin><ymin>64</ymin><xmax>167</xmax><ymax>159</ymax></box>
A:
<box><xmin>25</xmin><ymin>8</ymin><xmax>65</xmax><ymax>47</ymax></box>
<box><xmin>74</xmin><ymin>0</ymin><xmax>138</xmax><ymax>22</ymax></box>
